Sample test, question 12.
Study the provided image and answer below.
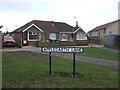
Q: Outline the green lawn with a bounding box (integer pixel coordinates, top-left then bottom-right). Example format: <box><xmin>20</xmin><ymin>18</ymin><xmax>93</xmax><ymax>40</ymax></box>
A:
<box><xmin>2</xmin><ymin>51</ymin><xmax>118</xmax><ymax>88</ymax></box>
<box><xmin>78</xmin><ymin>47</ymin><xmax>119</xmax><ymax>61</ymax></box>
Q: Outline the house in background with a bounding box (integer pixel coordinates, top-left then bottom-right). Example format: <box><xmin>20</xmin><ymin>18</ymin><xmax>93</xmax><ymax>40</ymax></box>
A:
<box><xmin>12</xmin><ymin>20</ymin><xmax>88</xmax><ymax>46</ymax></box>
<box><xmin>87</xmin><ymin>20</ymin><xmax>119</xmax><ymax>45</ymax></box>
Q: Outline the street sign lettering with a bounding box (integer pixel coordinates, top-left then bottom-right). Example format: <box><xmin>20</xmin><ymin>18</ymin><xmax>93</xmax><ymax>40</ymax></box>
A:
<box><xmin>41</xmin><ymin>47</ymin><xmax>84</xmax><ymax>53</ymax></box>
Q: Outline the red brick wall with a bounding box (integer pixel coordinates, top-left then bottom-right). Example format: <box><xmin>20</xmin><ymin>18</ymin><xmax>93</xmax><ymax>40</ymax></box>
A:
<box><xmin>28</xmin><ymin>41</ymin><xmax>38</xmax><ymax>46</ymax></box>
<box><xmin>23</xmin><ymin>32</ymin><xmax>27</xmax><ymax>41</ymax></box>
<box><xmin>22</xmin><ymin>32</ymin><xmax>27</xmax><ymax>45</ymax></box>
<box><xmin>57</xmin><ymin>32</ymin><xmax>88</xmax><ymax>45</ymax></box>
<box><xmin>67</xmin><ymin>33</ymin><xmax>71</xmax><ymax>41</ymax></box>
<box><xmin>12</xmin><ymin>28</ymin><xmax>88</xmax><ymax>46</ymax></box>
<box><xmin>75</xmin><ymin>40</ymin><xmax>89</xmax><ymax>45</ymax></box>
<box><xmin>12</xmin><ymin>32</ymin><xmax>22</xmax><ymax>43</ymax></box>
<box><xmin>56</xmin><ymin>33</ymin><xmax>59</xmax><ymax>40</ymax></box>
<box><xmin>73</xmin><ymin>29</ymin><xmax>88</xmax><ymax>45</ymax></box>
<box><xmin>0</xmin><ymin>31</ymin><xmax>2</xmax><ymax>49</ymax></box>
<box><xmin>89</xmin><ymin>38</ymin><xmax>100</xmax><ymax>45</ymax></box>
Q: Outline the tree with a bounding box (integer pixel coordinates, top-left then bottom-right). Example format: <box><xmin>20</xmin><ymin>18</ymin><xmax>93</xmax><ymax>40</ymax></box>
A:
<box><xmin>0</xmin><ymin>26</ymin><xmax>3</xmax><ymax>29</ymax></box>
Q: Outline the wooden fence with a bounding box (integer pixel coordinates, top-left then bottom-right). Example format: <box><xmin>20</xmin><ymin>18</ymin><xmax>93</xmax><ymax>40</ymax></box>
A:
<box><xmin>104</xmin><ymin>35</ymin><xmax>120</xmax><ymax>48</ymax></box>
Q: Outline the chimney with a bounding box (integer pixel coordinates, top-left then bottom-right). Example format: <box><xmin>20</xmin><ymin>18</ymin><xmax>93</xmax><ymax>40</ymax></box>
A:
<box><xmin>76</xmin><ymin>21</ymin><xmax>78</xmax><ymax>28</ymax></box>
<box><xmin>51</xmin><ymin>21</ymin><xmax>54</xmax><ymax>26</ymax></box>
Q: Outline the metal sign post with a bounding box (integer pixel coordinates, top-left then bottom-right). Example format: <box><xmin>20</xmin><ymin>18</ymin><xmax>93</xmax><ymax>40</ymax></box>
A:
<box><xmin>73</xmin><ymin>52</ymin><xmax>76</xmax><ymax>77</ymax></box>
<box><xmin>49</xmin><ymin>52</ymin><xmax>52</xmax><ymax>76</ymax></box>
<box><xmin>41</xmin><ymin>47</ymin><xmax>84</xmax><ymax>77</ymax></box>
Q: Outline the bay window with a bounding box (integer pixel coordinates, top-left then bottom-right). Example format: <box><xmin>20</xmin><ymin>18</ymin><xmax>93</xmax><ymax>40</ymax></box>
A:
<box><xmin>61</xmin><ymin>34</ymin><xmax>68</xmax><ymax>41</ymax></box>
<box><xmin>49</xmin><ymin>33</ymin><xmax>56</xmax><ymax>40</ymax></box>
<box><xmin>28</xmin><ymin>32</ymin><xmax>38</xmax><ymax>41</ymax></box>
<box><xmin>76</xmin><ymin>32</ymin><xmax>87</xmax><ymax>40</ymax></box>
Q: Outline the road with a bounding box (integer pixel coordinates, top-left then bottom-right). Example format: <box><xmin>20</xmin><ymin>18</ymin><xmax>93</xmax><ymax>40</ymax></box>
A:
<box><xmin>2</xmin><ymin>46</ymin><xmax>119</xmax><ymax>69</ymax></box>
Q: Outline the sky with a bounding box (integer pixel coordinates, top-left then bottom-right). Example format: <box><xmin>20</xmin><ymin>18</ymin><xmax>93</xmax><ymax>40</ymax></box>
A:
<box><xmin>0</xmin><ymin>0</ymin><xmax>119</xmax><ymax>33</ymax></box>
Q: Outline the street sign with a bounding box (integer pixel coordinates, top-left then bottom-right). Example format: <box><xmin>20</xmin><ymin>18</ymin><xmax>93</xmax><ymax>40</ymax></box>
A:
<box><xmin>41</xmin><ymin>47</ymin><xmax>84</xmax><ymax>77</ymax></box>
<box><xmin>41</xmin><ymin>47</ymin><xmax>84</xmax><ymax>53</ymax></box>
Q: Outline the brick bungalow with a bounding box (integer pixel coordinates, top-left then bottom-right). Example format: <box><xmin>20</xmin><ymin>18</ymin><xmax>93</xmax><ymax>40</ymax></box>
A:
<box><xmin>12</xmin><ymin>20</ymin><xmax>88</xmax><ymax>46</ymax></box>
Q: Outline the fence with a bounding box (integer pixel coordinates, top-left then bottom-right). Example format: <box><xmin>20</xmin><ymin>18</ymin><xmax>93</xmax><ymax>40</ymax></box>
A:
<box><xmin>104</xmin><ymin>35</ymin><xmax>120</xmax><ymax>48</ymax></box>
<box><xmin>88</xmin><ymin>38</ymin><xmax>100</xmax><ymax>45</ymax></box>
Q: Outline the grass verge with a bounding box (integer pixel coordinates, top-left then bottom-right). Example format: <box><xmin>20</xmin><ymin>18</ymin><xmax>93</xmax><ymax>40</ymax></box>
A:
<box><xmin>78</xmin><ymin>47</ymin><xmax>119</xmax><ymax>61</ymax></box>
<box><xmin>2</xmin><ymin>51</ymin><xmax>118</xmax><ymax>88</ymax></box>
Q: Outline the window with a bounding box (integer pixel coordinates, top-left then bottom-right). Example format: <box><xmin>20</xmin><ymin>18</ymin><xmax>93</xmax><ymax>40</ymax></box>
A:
<box><xmin>4</xmin><ymin>36</ymin><xmax>13</xmax><ymax>40</ymax></box>
<box><xmin>28</xmin><ymin>32</ymin><xmax>38</xmax><ymax>41</ymax></box>
<box><xmin>49</xmin><ymin>33</ymin><xmax>56</xmax><ymax>40</ymax></box>
<box><xmin>61</xmin><ymin>34</ymin><xmax>67</xmax><ymax>41</ymax></box>
<box><xmin>103</xmin><ymin>28</ymin><xmax>106</xmax><ymax>33</ymax></box>
<box><xmin>76</xmin><ymin>32</ymin><xmax>87</xmax><ymax>40</ymax></box>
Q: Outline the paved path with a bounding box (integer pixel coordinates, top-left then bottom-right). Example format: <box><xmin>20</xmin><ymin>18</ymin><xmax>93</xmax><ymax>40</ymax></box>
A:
<box><xmin>88</xmin><ymin>44</ymin><xmax>119</xmax><ymax>53</ymax></box>
<box><xmin>2</xmin><ymin>46</ymin><xmax>119</xmax><ymax>69</ymax></box>
<box><xmin>97</xmin><ymin>47</ymin><xmax>119</xmax><ymax>53</ymax></box>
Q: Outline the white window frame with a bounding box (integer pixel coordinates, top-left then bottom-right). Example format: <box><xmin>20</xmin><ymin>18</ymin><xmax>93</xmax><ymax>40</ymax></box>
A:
<box><xmin>76</xmin><ymin>32</ymin><xmax>87</xmax><ymax>40</ymax></box>
<box><xmin>32</xmin><ymin>32</ymin><xmax>37</xmax><ymax>35</ymax></box>
<box><xmin>28</xmin><ymin>32</ymin><xmax>38</xmax><ymax>41</ymax></box>
<box><xmin>61</xmin><ymin>34</ymin><xmax>68</xmax><ymax>41</ymax></box>
<box><xmin>23</xmin><ymin>24</ymin><xmax>43</xmax><ymax>32</ymax></box>
<box><xmin>49</xmin><ymin>33</ymin><xmax>56</xmax><ymax>40</ymax></box>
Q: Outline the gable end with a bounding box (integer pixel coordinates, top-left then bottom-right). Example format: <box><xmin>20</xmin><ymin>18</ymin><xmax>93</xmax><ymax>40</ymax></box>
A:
<box><xmin>23</xmin><ymin>24</ymin><xmax>43</xmax><ymax>32</ymax></box>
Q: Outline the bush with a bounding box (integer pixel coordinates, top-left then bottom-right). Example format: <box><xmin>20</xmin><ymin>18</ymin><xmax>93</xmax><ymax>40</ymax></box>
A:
<box><xmin>37</xmin><ymin>42</ymin><xmax>88</xmax><ymax>47</ymax></box>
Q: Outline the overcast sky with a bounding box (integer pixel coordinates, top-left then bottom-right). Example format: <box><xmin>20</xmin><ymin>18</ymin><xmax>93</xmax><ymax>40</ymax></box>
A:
<box><xmin>0</xmin><ymin>0</ymin><xmax>119</xmax><ymax>33</ymax></box>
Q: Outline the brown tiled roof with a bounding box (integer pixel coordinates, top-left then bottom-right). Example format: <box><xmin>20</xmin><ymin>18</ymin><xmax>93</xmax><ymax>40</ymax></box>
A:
<box><xmin>12</xmin><ymin>20</ymin><xmax>83</xmax><ymax>33</ymax></box>
<box><xmin>53</xmin><ymin>22</ymin><xmax>74</xmax><ymax>32</ymax></box>
<box><xmin>13</xmin><ymin>20</ymin><xmax>58</xmax><ymax>33</ymax></box>
<box><xmin>88</xmin><ymin>20</ymin><xmax>119</xmax><ymax>32</ymax></box>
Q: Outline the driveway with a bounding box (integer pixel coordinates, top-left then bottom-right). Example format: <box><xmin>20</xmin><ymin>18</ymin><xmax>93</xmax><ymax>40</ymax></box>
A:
<box><xmin>97</xmin><ymin>47</ymin><xmax>119</xmax><ymax>53</ymax></box>
<box><xmin>2</xmin><ymin>46</ymin><xmax>119</xmax><ymax>69</ymax></box>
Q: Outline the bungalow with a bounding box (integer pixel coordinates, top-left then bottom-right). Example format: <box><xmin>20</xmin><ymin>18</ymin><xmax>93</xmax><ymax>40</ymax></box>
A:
<box><xmin>12</xmin><ymin>20</ymin><xmax>88</xmax><ymax>46</ymax></box>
